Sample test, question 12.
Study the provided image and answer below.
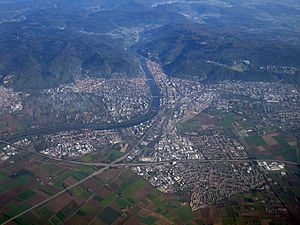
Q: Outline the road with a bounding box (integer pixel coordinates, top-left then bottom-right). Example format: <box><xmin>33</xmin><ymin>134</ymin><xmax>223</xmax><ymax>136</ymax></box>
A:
<box><xmin>1</xmin><ymin>140</ymin><xmax>298</xmax><ymax>224</ymax></box>
<box><xmin>2</xmin><ymin>153</ymin><xmax>297</xmax><ymax>225</ymax></box>
<box><xmin>0</xmin><ymin>129</ymin><xmax>152</xmax><ymax>225</ymax></box>
<box><xmin>0</xmin><ymin>165</ymin><xmax>108</xmax><ymax>225</ymax></box>
<box><xmin>1</xmin><ymin>57</ymin><xmax>298</xmax><ymax>224</ymax></box>
<box><xmin>0</xmin><ymin>79</ymin><xmax>161</xmax><ymax>225</ymax></box>
<box><xmin>2</xmin><ymin>149</ymin><xmax>298</xmax><ymax>225</ymax></box>
<box><xmin>1</xmin><ymin>139</ymin><xmax>298</xmax><ymax>168</ymax></box>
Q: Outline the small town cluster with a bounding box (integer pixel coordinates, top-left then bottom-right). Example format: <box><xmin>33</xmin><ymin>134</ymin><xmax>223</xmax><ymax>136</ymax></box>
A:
<box><xmin>0</xmin><ymin>86</ymin><xmax>23</xmax><ymax>114</ymax></box>
<box><xmin>0</xmin><ymin>59</ymin><xmax>298</xmax><ymax>212</ymax></box>
<box><xmin>40</xmin><ymin>130</ymin><xmax>121</xmax><ymax>159</ymax></box>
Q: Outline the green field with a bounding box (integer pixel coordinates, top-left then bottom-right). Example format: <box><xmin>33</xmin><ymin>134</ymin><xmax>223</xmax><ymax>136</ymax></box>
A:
<box><xmin>70</xmin><ymin>185</ymin><xmax>87</xmax><ymax>198</ymax></box>
<box><xmin>222</xmin><ymin>217</ymin><xmax>236</xmax><ymax>225</ymax></box>
<box><xmin>13</xmin><ymin>212</ymin><xmax>37</xmax><ymax>225</ymax></box>
<box><xmin>35</xmin><ymin>205</ymin><xmax>55</xmax><ymax>219</ymax></box>
<box><xmin>221</xmin><ymin>114</ymin><xmax>235</xmax><ymax>128</ymax></box>
<box><xmin>140</xmin><ymin>216</ymin><xmax>157</xmax><ymax>225</ymax></box>
<box><xmin>245</xmin><ymin>134</ymin><xmax>267</xmax><ymax>146</ymax></box>
<box><xmin>74</xmin><ymin>165</ymin><xmax>95</xmax><ymax>174</ymax></box>
<box><xmin>108</xmin><ymin>149</ymin><xmax>124</xmax><ymax>161</ymax></box>
<box><xmin>122</xmin><ymin>177</ymin><xmax>146</xmax><ymax>197</ymax></box>
<box><xmin>0</xmin><ymin>215</ymin><xmax>9</xmax><ymax>224</ymax></box>
<box><xmin>60</xmin><ymin>200</ymin><xmax>79</xmax><ymax>217</ymax></box>
<box><xmin>7</xmin><ymin>202</ymin><xmax>31</xmax><ymax>218</ymax></box>
<box><xmin>40</xmin><ymin>186</ymin><xmax>58</xmax><ymax>196</ymax></box>
<box><xmin>98</xmin><ymin>207</ymin><xmax>120</xmax><ymax>225</ymax></box>
<box><xmin>0</xmin><ymin>121</ymin><xmax>7</xmax><ymax>129</ymax></box>
<box><xmin>55</xmin><ymin>211</ymin><xmax>66</xmax><ymax>221</ymax></box>
<box><xmin>245</xmin><ymin>133</ymin><xmax>298</xmax><ymax>161</ymax></box>
<box><xmin>78</xmin><ymin>204</ymin><xmax>98</xmax><ymax>216</ymax></box>
<box><xmin>170</xmin><ymin>206</ymin><xmax>193</xmax><ymax>223</ymax></box>
<box><xmin>53</xmin><ymin>169</ymin><xmax>91</xmax><ymax>189</ymax></box>
<box><xmin>273</xmin><ymin>136</ymin><xmax>295</xmax><ymax>151</ymax></box>
<box><xmin>51</xmin><ymin>215</ymin><xmax>61</xmax><ymax>225</ymax></box>
<box><xmin>80</xmin><ymin>154</ymin><xmax>93</xmax><ymax>162</ymax></box>
<box><xmin>98</xmin><ymin>193</ymin><xmax>117</xmax><ymax>207</ymax></box>
<box><xmin>2</xmin><ymin>174</ymin><xmax>32</xmax><ymax>190</ymax></box>
<box><xmin>0</xmin><ymin>171</ymin><xmax>7</xmax><ymax>180</ymax></box>
<box><xmin>177</xmin><ymin>116</ymin><xmax>201</xmax><ymax>132</ymax></box>
<box><xmin>147</xmin><ymin>190</ymin><xmax>183</xmax><ymax>216</ymax></box>
<box><xmin>115</xmin><ymin>197</ymin><xmax>131</xmax><ymax>207</ymax></box>
<box><xmin>16</xmin><ymin>120</ymin><xmax>29</xmax><ymax>132</ymax></box>
<box><xmin>273</xmin><ymin>135</ymin><xmax>297</xmax><ymax>161</ymax></box>
<box><xmin>18</xmin><ymin>190</ymin><xmax>36</xmax><ymax>200</ymax></box>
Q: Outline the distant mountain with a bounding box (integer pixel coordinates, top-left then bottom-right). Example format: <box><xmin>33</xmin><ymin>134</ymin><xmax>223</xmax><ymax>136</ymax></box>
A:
<box><xmin>137</xmin><ymin>24</ymin><xmax>300</xmax><ymax>83</ymax></box>
<box><xmin>84</xmin><ymin>9</ymin><xmax>188</xmax><ymax>33</ymax></box>
<box><xmin>0</xmin><ymin>27</ymin><xmax>140</xmax><ymax>91</ymax></box>
<box><xmin>0</xmin><ymin>0</ymin><xmax>300</xmax><ymax>90</ymax></box>
<box><xmin>0</xmin><ymin>0</ymin><xmax>188</xmax><ymax>91</ymax></box>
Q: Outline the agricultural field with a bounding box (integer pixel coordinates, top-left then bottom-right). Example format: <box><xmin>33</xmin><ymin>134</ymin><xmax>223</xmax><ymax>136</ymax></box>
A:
<box><xmin>245</xmin><ymin>133</ymin><xmax>299</xmax><ymax>162</ymax></box>
<box><xmin>0</xmin><ymin>150</ymin><xmax>205</xmax><ymax>225</ymax></box>
<box><xmin>205</xmin><ymin>108</ymin><xmax>237</xmax><ymax>129</ymax></box>
<box><xmin>0</xmin><ymin>150</ymin><xmax>95</xmax><ymax>223</ymax></box>
<box><xmin>78</xmin><ymin>143</ymin><xmax>124</xmax><ymax>163</ymax></box>
<box><xmin>0</xmin><ymin>163</ymin><xmax>194</xmax><ymax>225</ymax></box>
<box><xmin>0</xmin><ymin>148</ymin><xmax>299</xmax><ymax>225</ymax></box>
<box><xmin>212</xmin><ymin>107</ymin><xmax>300</xmax><ymax>163</ymax></box>
<box><xmin>220</xmin><ymin>114</ymin><xmax>236</xmax><ymax>129</ymax></box>
<box><xmin>177</xmin><ymin>113</ymin><xmax>216</xmax><ymax>133</ymax></box>
<box><xmin>192</xmin><ymin>163</ymin><xmax>300</xmax><ymax>225</ymax></box>
<box><xmin>246</xmin><ymin>134</ymin><xmax>267</xmax><ymax>147</ymax></box>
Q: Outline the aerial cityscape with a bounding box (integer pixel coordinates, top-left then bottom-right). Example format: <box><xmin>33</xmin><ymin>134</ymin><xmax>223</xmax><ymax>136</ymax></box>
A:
<box><xmin>0</xmin><ymin>1</ymin><xmax>299</xmax><ymax>225</ymax></box>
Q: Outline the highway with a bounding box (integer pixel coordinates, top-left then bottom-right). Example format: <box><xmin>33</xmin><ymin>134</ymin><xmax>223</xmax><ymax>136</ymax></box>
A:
<box><xmin>1</xmin><ymin>139</ymin><xmax>299</xmax><ymax>169</ymax></box>
<box><xmin>0</xmin><ymin>139</ymin><xmax>298</xmax><ymax>168</ymax></box>
<box><xmin>0</xmin><ymin>86</ymin><xmax>161</xmax><ymax>225</ymax></box>
<box><xmin>0</xmin><ymin>164</ymin><xmax>109</xmax><ymax>225</ymax></box>
<box><xmin>1</xmin><ymin>140</ymin><xmax>298</xmax><ymax>225</ymax></box>
<box><xmin>0</xmin><ymin>57</ymin><xmax>299</xmax><ymax>224</ymax></box>
<box><xmin>1</xmin><ymin>114</ymin><xmax>299</xmax><ymax>225</ymax></box>
<box><xmin>1</xmin><ymin>141</ymin><xmax>298</xmax><ymax>225</ymax></box>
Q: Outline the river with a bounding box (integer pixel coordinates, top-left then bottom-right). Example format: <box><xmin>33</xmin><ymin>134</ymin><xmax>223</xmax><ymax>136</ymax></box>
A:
<box><xmin>2</xmin><ymin>58</ymin><xmax>160</xmax><ymax>143</ymax></box>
